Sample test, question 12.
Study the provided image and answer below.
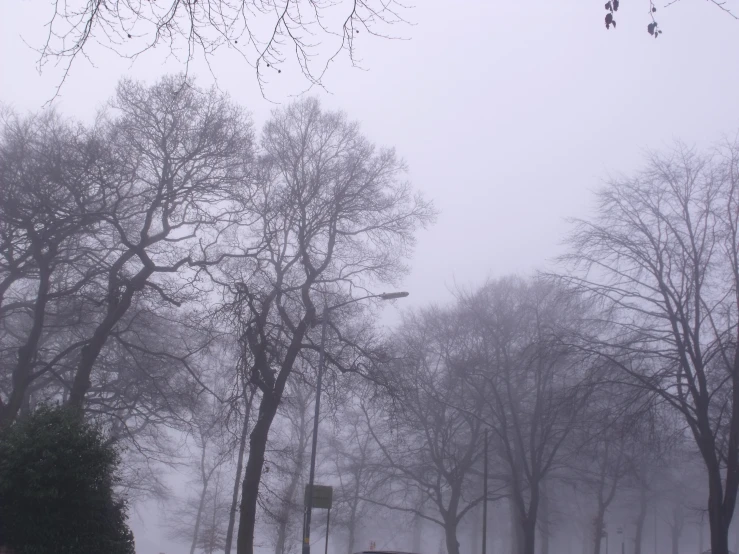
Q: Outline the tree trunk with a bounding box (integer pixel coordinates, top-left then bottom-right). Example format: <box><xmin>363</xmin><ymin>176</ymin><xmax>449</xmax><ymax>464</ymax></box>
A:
<box><xmin>274</xmin><ymin>458</ymin><xmax>304</xmax><ymax>554</ymax></box>
<box><xmin>67</xmin><ymin>268</ymin><xmax>151</xmax><ymax>409</ymax></box>
<box><xmin>593</xmin><ymin>508</ymin><xmax>606</xmax><ymax>554</ymax></box>
<box><xmin>471</xmin><ymin>505</ymin><xmax>480</xmax><ymax>554</ymax></box>
<box><xmin>699</xmin><ymin>518</ymin><xmax>704</xmax><ymax>554</ymax></box>
<box><xmin>236</xmin><ymin>394</ymin><xmax>279</xmax><ymax>554</ymax></box>
<box><xmin>634</xmin><ymin>487</ymin><xmax>648</xmax><ymax>554</ymax></box>
<box><xmin>510</xmin><ymin>498</ymin><xmax>526</xmax><ymax>554</ymax></box>
<box><xmin>708</xmin><ymin>463</ymin><xmax>731</xmax><ymax>554</ymax></box>
<box><xmin>444</xmin><ymin>519</ymin><xmax>461</xmax><ymax>554</ymax></box>
<box><xmin>207</xmin><ymin>476</ymin><xmax>222</xmax><ymax>554</ymax></box>
<box><xmin>671</xmin><ymin>528</ymin><xmax>679</xmax><ymax>554</ymax></box>
<box><xmin>0</xmin><ymin>259</ymin><xmax>51</xmax><ymax>427</ymax></box>
<box><xmin>275</xmin><ymin>514</ymin><xmax>290</xmax><ymax>554</ymax></box>
<box><xmin>225</xmin><ymin>388</ymin><xmax>255</xmax><ymax>554</ymax></box>
<box><xmin>521</xmin><ymin>517</ymin><xmax>537</xmax><ymax>554</ymax></box>
<box><xmin>670</xmin><ymin>506</ymin><xmax>683</xmax><ymax>554</ymax></box>
<box><xmin>275</xmin><ymin>395</ymin><xmax>310</xmax><ymax>554</ymax></box>
<box><xmin>347</xmin><ymin>486</ymin><xmax>361</xmax><ymax>554</ymax></box>
<box><xmin>191</xmin><ymin>450</ymin><xmax>211</xmax><ymax>554</ymax></box>
<box><xmin>540</xmin><ymin>484</ymin><xmax>550</xmax><ymax>554</ymax></box>
<box><xmin>513</xmin><ymin>481</ymin><xmax>539</xmax><ymax>554</ymax></box>
<box><xmin>412</xmin><ymin>511</ymin><xmax>422</xmax><ymax>554</ymax></box>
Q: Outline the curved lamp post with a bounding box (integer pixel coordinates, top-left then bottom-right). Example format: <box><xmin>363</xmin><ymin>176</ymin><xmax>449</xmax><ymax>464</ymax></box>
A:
<box><xmin>302</xmin><ymin>291</ymin><xmax>409</xmax><ymax>554</ymax></box>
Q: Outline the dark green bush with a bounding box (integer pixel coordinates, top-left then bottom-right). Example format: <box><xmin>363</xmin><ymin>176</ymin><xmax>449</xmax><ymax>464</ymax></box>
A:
<box><xmin>0</xmin><ymin>406</ymin><xmax>135</xmax><ymax>554</ymax></box>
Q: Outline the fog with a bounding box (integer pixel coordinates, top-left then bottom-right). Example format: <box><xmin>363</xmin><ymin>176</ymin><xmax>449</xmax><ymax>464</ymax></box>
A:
<box><xmin>2</xmin><ymin>1</ymin><xmax>739</xmax><ymax>554</ymax></box>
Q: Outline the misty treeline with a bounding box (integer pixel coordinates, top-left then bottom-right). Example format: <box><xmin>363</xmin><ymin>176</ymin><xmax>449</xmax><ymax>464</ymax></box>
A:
<box><xmin>2</xmin><ymin>74</ymin><xmax>739</xmax><ymax>554</ymax></box>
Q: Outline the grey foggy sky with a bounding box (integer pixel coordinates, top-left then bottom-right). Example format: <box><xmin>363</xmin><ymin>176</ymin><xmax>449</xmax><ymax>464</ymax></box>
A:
<box><xmin>2</xmin><ymin>1</ymin><xmax>739</xmax><ymax>552</ymax></box>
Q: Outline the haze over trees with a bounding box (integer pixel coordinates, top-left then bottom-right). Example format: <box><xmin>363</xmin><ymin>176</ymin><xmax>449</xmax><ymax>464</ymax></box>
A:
<box><xmin>3</xmin><ymin>72</ymin><xmax>739</xmax><ymax>554</ymax></box>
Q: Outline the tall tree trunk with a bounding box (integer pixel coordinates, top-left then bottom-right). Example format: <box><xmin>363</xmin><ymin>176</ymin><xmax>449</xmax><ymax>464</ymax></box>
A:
<box><xmin>346</xmin><ymin>480</ymin><xmax>362</xmax><ymax>554</ymax></box>
<box><xmin>236</xmin><ymin>394</ymin><xmax>280</xmax><ymax>554</ymax></box>
<box><xmin>671</xmin><ymin>528</ymin><xmax>679</xmax><ymax>554</ymax></box>
<box><xmin>708</xmin><ymin>462</ymin><xmax>731</xmax><ymax>554</ymax></box>
<box><xmin>67</xmin><ymin>268</ymin><xmax>151</xmax><ymax>409</ymax></box>
<box><xmin>191</xmin><ymin>447</ymin><xmax>212</xmax><ymax>554</ymax></box>
<box><xmin>540</xmin><ymin>484</ymin><xmax>550</xmax><ymax>554</ymax></box>
<box><xmin>347</xmin><ymin>508</ymin><xmax>358</xmax><ymax>554</ymax></box>
<box><xmin>274</xmin><ymin>457</ymin><xmax>305</xmax><ymax>554</ymax></box>
<box><xmin>471</xmin><ymin>505</ymin><xmax>480</xmax><ymax>554</ymax></box>
<box><xmin>634</xmin><ymin>487</ymin><xmax>648</xmax><ymax>554</ymax></box>
<box><xmin>670</xmin><ymin>506</ymin><xmax>683</xmax><ymax>554</ymax></box>
<box><xmin>593</xmin><ymin>508</ymin><xmax>606</xmax><ymax>554</ymax></box>
<box><xmin>444</xmin><ymin>518</ymin><xmax>461</xmax><ymax>554</ymax></box>
<box><xmin>513</xmin><ymin>481</ymin><xmax>539</xmax><ymax>554</ymax></box>
<box><xmin>208</xmin><ymin>476</ymin><xmax>222</xmax><ymax>554</ymax></box>
<box><xmin>275</xmin><ymin>395</ymin><xmax>309</xmax><ymax>554</ymax></box>
<box><xmin>225</xmin><ymin>388</ymin><xmax>255</xmax><ymax>554</ymax></box>
<box><xmin>511</xmin><ymin>498</ymin><xmax>525</xmax><ymax>554</ymax></box>
<box><xmin>412</xmin><ymin>511</ymin><xmax>423</xmax><ymax>554</ymax></box>
<box><xmin>0</xmin><ymin>258</ymin><xmax>51</xmax><ymax>427</ymax></box>
<box><xmin>522</xmin><ymin>516</ymin><xmax>537</xmax><ymax>554</ymax></box>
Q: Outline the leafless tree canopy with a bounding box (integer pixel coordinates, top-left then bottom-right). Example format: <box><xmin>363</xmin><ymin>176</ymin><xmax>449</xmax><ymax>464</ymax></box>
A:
<box><xmin>38</xmin><ymin>0</ymin><xmax>410</xmax><ymax>95</ymax></box>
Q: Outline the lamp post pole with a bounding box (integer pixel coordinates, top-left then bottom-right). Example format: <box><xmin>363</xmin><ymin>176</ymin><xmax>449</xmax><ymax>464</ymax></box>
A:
<box><xmin>302</xmin><ymin>292</ymin><xmax>409</xmax><ymax>554</ymax></box>
<box><xmin>303</xmin><ymin>303</ymin><xmax>328</xmax><ymax>554</ymax></box>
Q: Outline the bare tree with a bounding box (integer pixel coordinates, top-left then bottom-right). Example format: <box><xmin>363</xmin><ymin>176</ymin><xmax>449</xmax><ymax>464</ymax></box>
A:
<box><xmin>365</xmin><ymin>305</ymin><xmax>494</xmax><ymax>554</ymax></box>
<box><xmin>65</xmin><ymin>74</ymin><xmax>254</xmax><ymax>410</ymax></box>
<box><xmin>0</xmin><ymin>109</ymin><xmax>105</xmax><ymax>426</ymax></box>
<box><xmin>167</xmin><ymin>386</ymin><xmax>233</xmax><ymax>554</ymax></box>
<box><xmin>224</xmin><ymin>97</ymin><xmax>432</xmax><ymax>554</ymax></box>
<box><xmin>326</xmin><ymin>392</ymin><xmax>394</xmax><ymax>554</ymax></box>
<box><xmin>460</xmin><ymin>277</ymin><xmax>595</xmax><ymax>554</ymax></box>
<box><xmin>561</xmin><ymin>141</ymin><xmax>739</xmax><ymax>554</ymax></box>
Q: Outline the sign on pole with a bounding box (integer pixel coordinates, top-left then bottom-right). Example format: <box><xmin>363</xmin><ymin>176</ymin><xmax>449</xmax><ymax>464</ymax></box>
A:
<box><xmin>304</xmin><ymin>484</ymin><xmax>333</xmax><ymax>510</ymax></box>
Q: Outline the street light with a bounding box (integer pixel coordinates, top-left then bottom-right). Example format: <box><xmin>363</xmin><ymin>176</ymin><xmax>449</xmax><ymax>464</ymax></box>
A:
<box><xmin>302</xmin><ymin>291</ymin><xmax>409</xmax><ymax>554</ymax></box>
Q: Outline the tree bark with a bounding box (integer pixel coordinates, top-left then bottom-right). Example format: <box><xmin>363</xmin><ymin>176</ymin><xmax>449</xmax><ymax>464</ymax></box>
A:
<box><xmin>191</xmin><ymin>446</ymin><xmax>212</xmax><ymax>554</ymax></box>
<box><xmin>225</xmin><ymin>388</ymin><xmax>255</xmax><ymax>554</ymax></box>
<box><xmin>444</xmin><ymin>519</ymin><xmax>461</xmax><ymax>554</ymax></box>
<box><xmin>670</xmin><ymin>506</ymin><xmax>683</xmax><ymax>554</ymax></box>
<box><xmin>634</xmin><ymin>487</ymin><xmax>648</xmax><ymax>554</ymax></box>
<box><xmin>511</xmin><ymin>498</ymin><xmax>525</xmax><ymax>554</ymax></box>
<box><xmin>274</xmin><ymin>420</ymin><xmax>308</xmax><ymax>554</ymax></box>
<box><xmin>0</xmin><ymin>256</ymin><xmax>51</xmax><ymax>427</ymax></box>
<box><xmin>236</xmin><ymin>393</ymin><xmax>280</xmax><ymax>554</ymax></box>
<box><xmin>593</xmin><ymin>508</ymin><xmax>606</xmax><ymax>554</ymax></box>
<box><xmin>67</xmin><ymin>268</ymin><xmax>152</xmax><ymax>409</ymax></box>
<box><xmin>411</xmin><ymin>511</ymin><xmax>423</xmax><ymax>554</ymax></box>
<box><xmin>540</xmin><ymin>484</ymin><xmax>550</xmax><ymax>554</ymax></box>
<box><xmin>707</xmin><ymin>457</ymin><xmax>731</xmax><ymax>554</ymax></box>
<box><xmin>512</xmin><ymin>479</ymin><xmax>539</xmax><ymax>554</ymax></box>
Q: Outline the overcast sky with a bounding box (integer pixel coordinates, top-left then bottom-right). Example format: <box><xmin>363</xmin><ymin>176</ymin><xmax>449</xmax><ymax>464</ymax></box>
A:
<box><xmin>3</xmin><ymin>1</ymin><xmax>739</xmax><ymax>552</ymax></box>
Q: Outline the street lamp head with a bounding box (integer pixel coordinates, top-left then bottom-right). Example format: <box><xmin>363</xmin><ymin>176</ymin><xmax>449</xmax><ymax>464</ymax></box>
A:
<box><xmin>379</xmin><ymin>291</ymin><xmax>409</xmax><ymax>300</ymax></box>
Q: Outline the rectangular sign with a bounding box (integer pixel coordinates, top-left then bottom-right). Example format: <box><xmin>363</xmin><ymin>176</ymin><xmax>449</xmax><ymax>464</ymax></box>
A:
<box><xmin>304</xmin><ymin>484</ymin><xmax>333</xmax><ymax>510</ymax></box>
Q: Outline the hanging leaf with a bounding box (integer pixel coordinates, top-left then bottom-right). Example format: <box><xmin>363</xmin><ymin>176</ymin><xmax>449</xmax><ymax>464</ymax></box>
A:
<box><xmin>605</xmin><ymin>1</ymin><xmax>612</xmax><ymax>10</ymax></box>
<box><xmin>613</xmin><ymin>0</ymin><xmax>620</xmax><ymax>11</ymax></box>
<box><xmin>605</xmin><ymin>12</ymin><xmax>614</xmax><ymax>28</ymax></box>
<box><xmin>647</xmin><ymin>22</ymin><xmax>656</xmax><ymax>35</ymax></box>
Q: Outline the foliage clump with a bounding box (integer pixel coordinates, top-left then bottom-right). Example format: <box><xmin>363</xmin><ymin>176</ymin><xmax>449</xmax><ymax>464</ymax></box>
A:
<box><xmin>0</xmin><ymin>406</ymin><xmax>135</xmax><ymax>554</ymax></box>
